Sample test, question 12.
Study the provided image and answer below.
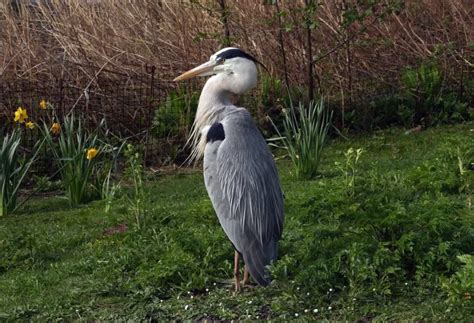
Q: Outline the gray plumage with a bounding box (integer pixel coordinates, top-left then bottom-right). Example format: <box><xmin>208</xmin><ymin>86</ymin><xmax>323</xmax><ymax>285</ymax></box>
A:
<box><xmin>203</xmin><ymin>107</ymin><xmax>284</xmax><ymax>285</ymax></box>
<box><xmin>174</xmin><ymin>47</ymin><xmax>284</xmax><ymax>286</ymax></box>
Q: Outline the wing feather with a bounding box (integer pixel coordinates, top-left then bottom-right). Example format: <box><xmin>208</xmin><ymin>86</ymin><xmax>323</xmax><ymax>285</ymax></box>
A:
<box><xmin>203</xmin><ymin>107</ymin><xmax>284</xmax><ymax>284</ymax></box>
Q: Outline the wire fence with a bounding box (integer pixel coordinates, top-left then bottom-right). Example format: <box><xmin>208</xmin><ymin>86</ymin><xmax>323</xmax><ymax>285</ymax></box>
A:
<box><xmin>0</xmin><ymin>64</ymin><xmax>179</xmax><ymax>163</ymax></box>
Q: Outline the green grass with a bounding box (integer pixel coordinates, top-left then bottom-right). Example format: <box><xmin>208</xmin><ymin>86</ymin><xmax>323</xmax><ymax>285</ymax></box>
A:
<box><xmin>1</xmin><ymin>124</ymin><xmax>473</xmax><ymax>320</ymax></box>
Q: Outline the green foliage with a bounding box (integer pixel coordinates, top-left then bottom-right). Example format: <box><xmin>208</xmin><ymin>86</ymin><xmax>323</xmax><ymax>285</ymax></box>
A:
<box><xmin>0</xmin><ymin>128</ymin><xmax>42</xmax><ymax>216</ymax></box>
<box><xmin>341</xmin><ymin>62</ymin><xmax>471</xmax><ymax>131</ymax></box>
<box><xmin>32</xmin><ymin>175</ymin><xmax>62</xmax><ymax>192</ymax></box>
<box><xmin>335</xmin><ymin>147</ymin><xmax>363</xmax><ymax>196</ymax></box>
<box><xmin>152</xmin><ymin>87</ymin><xmax>198</xmax><ymax>138</ymax></box>
<box><xmin>151</xmin><ymin>87</ymin><xmax>199</xmax><ymax>164</ymax></box>
<box><xmin>41</xmin><ymin>114</ymin><xmax>113</xmax><ymax>205</ymax></box>
<box><xmin>0</xmin><ymin>123</ymin><xmax>473</xmax><ymax>320</ymax></box>
<box><xmin>271</xmin><ymin>99</ymin><xmax>333</xmax><ymax>179</ymax></box>
<box><xmin>400</xmin><ymin>63</ymin><xmax>470</xmax><ymax>126</ymax></box>
<box><xmin>442</xmin><ymin>255</ymin><xmax>474</xmax><ymax>307</ymax></box>
<box><xmin>123</xmin><ymin>143</ymin><xmax>146</xmax><ymax>229</ymax></box>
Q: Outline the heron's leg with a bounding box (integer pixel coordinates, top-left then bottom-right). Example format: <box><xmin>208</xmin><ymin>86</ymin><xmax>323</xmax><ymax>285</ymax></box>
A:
<box><xmin>233</xmin><ymin>251</ymin><xmax>241</xmax><ymax>293</ymax></box>
<box><xmin>242</xmin><ymin>265</ymin><xmax>249</xmax><ymax>286</ymax></box>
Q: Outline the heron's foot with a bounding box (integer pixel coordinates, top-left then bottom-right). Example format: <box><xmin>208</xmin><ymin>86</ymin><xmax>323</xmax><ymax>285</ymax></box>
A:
<box><xmin>243</xmin><ymin>282</ymin><xmax>256</xmax><ymax>289</ymax></box>
<box><xmin>217</xmin><ymin>278</ymin><xmax>235</xmax><ymax>286</ymax></box>
<box><xmin>233</xmin><ymin>282</ymin><xmax>242</xmax><ymax>295</ymax></box>
<box><xmin>242</xmin><ymin>266</ymin><xmax>250</xmax><ymax>286</ymax></box>
<box><xmin>233</xmin><ymin>270</ymin><xmax>241</xmax><ymax>295</ymax></box>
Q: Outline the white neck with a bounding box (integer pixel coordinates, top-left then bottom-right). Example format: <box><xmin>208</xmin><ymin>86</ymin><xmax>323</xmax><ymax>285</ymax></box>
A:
<box><xmin>196</xmin><ymin>74</ymin><xmax>232</xmax><ymax>126</ymax></box>
<box><xmin>187</xmin><ymin>74</ymin><xmax>232</xmax><ymax>162</ymax></box>
<box><xmin>186</xmin><ymin>58</ymin><xmax>258</xmax><ymax>162</ymax></box>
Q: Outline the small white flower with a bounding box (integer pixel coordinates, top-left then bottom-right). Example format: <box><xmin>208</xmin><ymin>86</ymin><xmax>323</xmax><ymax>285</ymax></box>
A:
<box><xmin>190</xmin><ymin>295</ymin><xmax>194</xmax><ymax>299</ymax></box>
<box><xmin>295</xmin><ymin>313</ymin><xmax>299</xmax><ymax>317</ymax></box>
<box><xmin>187</xmin><ymin>291</ymin><xmax>191</xmax><ymax>294</ymax></box>
<box><xmin>306</xmin><ymin>292</ymin><xmax>310</xmax><ymax>296</ymax></box>
<box><xmin>372</xmin><ymin>288</ymin><xmax>376</xmax><ymax>291</ymax></box>
<box><xmin>184</xmin><ymin>305</ymin><xmax>189</xmax><ymax>310</ymax></box>
<box><xmin>313</xmin><ymin>308</ymin><xmax>318</xmax><ymax>313</ymax></box>
<box><xmin>329</xmin><ymin>288</ymin><xmax>333</xmax><ymax>292</ymax></box>
<box><xmin>247</xmin><ymin>315</ymin><xmax>251</xmax><ymax>318</ymax></box>
<box><xmin>296</xmin><ymin>287</ymin><xmax>300</xmax><ymax>291</ymax></box>
<box><xmin>352</xmin><ymin>298</ymin><xmax>356</xmax><ymax>301</ymax></box>
<box><xmin>213</xmin><ymin>282</ymin><xmax>217</xmax><ymax>286</ymax></box>
<box><xmin>304</xmin><ymin>309</ymin><xmax>309</xmax><ymax>313</ymax></box>
<box><xmin>248</xmin><ymin>300</ymin><xmax>252</xmax><ymax>304</ymax></box>
<box><xmin>160</xmin><ymin>299</ymin><xmax>163</xmax><ymax>303</ymax></box>
<box><xmin>206</xmin><ymin>288</ymin><xmax>209</xmax><ymax>292</ymax></box>
<box><xmin>328</xmin><ymin>306</ymin><xmax>332</xmax><ymax>310</ymax></box>
<box><xmin>405</xmin><ymin>282</ymin><xmax>408</xmax><ymax>286</ymax></box>
<box><xmin>177</xmin><ymin>296</ymin><xmax>180</xmax><ymax>300</ymax></box>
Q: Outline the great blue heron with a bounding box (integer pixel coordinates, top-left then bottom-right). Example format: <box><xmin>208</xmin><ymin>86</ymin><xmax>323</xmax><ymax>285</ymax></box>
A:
<box><xmin>174</xmin><ymin>47</ymin><xmax>284</xmax><ymax>292</ymax></box>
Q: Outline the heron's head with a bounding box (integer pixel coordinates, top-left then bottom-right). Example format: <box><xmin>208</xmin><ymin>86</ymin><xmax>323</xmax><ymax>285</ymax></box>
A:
<box><xmin>173</xmin><ymin>47</ymin><xmax>264</xmax><ymax>94</ymax></box>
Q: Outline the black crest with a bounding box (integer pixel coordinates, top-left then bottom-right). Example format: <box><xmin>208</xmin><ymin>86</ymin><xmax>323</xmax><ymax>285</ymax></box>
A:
<box><xmin>206</xmin><ymin>123</ymin><xmax>225</xmax><ymax>143</ymax></box>
<box><xmin>217</xmin><ymin>48</ymin><xmax>258</xmax><ymax>62</ymax></box>
<box><xmin>216</xmin><ymin>48</ymin><xmax>267</xmax><ymax>71</ymax></box>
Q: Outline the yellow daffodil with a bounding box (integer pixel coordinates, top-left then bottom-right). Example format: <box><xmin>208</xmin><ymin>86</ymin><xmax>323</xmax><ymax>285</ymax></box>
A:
<box><xmin>14</xmin><ymin>107</ymin><xmax>28</xmax><ymax>123</ymax></box>
<box><xmin>39</xmin><ymin>99</ymin><xmax>47</xmax><ymax>110</ymax></box>
<box><xmin>86</xmin><ymin>148</ymin><xmax>98</xmax><ymax>161</ymax></box>
<box><xmin>25</xmin><ymin>121</ymin><xmax>35</xmax><ymax>129</ymax></box>
<box><xmin>51</xmin><ymin>122</ymin><xmax>61</xmax><ymax>135</ymax></box>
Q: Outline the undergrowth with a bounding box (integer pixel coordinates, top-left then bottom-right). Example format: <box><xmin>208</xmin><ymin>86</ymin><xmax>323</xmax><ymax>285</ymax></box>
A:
<box><xmin>0</xmin><ymin>123</ymin><xmax>473</xmax><ymax>320</ymax></box>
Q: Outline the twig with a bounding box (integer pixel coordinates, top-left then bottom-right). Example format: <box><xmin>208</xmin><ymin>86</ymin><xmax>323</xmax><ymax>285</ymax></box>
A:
<box><xmin>69</xmin><ymin>51</ymin><xmax>126</xmax><ymax>114</ymax></box>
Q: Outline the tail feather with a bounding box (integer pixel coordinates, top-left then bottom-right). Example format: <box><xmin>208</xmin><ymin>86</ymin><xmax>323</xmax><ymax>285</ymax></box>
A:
<box><xmin>242</xmin><ymin>239</ymin><xmax>278</xmax><ymax>286</ymax></box>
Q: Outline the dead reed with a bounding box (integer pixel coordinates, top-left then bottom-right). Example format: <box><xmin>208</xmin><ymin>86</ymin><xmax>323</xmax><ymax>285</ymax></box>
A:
<box><xmin>0</xmin><ymin>0</ymin><xmax>472</xmax><ymax>112</ymax></box>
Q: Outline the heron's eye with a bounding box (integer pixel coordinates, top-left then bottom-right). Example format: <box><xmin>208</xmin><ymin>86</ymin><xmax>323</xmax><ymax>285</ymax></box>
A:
<box><xmin>216</xmin><ymin>57</ymin><xmax>225</xmax><ymax>64</ymax></box>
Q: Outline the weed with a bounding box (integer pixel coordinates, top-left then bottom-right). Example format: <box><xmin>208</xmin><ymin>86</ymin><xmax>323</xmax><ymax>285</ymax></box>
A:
<box><xmin>335</xmin><ymin>147</ymin><xmax>363</xmax><ymax>196</ymax></box>
<box><xmin>32</xmin><ymin>175</ymin><xmax>62</xmax><ymax>192</ymax></box>
<box><xmin>400</xmin><ymin>63</ymin><xmax>470</xmax><ymax>126</ymax></box>
<box><xmin>124</xmin><ymin>143</ymin><xmax>147</xmax><ymax>229</ymax></box>
<box><xmin>0</xmin><ymin>123</ymin><xmax>473</xmax><ymax>320</ymax></box>
<box><xmin>442</xmin><ymin>254</ymin><xmax>474</xmax><ymax>308</ymax></box>
<box><xmin>270</xmin><ymin>99</ymin><xmax>332</xmax><ymax>179</ymax></box>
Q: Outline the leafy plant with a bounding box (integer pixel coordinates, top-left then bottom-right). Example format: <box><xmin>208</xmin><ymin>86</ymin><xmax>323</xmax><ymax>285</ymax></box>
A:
<box><xmin>400</xmin><ymin>63</ymin><xmax>470</xmax><ymax>126</ymax></box>
<box><xmin>152</xmin><ymin>88</ymin><xmax>199</xmax><ymax>164</ymax></box>
<box><xmin>442</xmin><ymin>255</ymin><xmax>474</xmax><ymax>307</ymax></box>
<box><xmin>91</xmin><ymin>140</ymin><xmax>126</xmax><ymax>210</ymax></box>
<box><xmin>270</xmin><ymin>99</ymin><xmax>332</xmax><ymax>179</ymax></box>
<box><xmin>152</xmin><ymin>87</ymin><xmax>198</xmax><ymax>138</ymax></box>
<box><xmin>124</xmin><ymin>143</ymin><xmax>147</xmax><ymax>228</ymax></box>
<box><xmin>41</xmin><ymin>114</ymin><xmax>104</xmax><ymax>205</ymax></box>
<box><xmin>335</xmin><ymin>147</ymin><xmax>363</xmax><ymax>196</ymax></box>
<box><xmin>0</xmin><ymin>128</ymin><xmax>42</xmax><ymax>216</ymax></box>
<box><xmin>32</xmin><ymin>175</ymin><xmax>62</xmax><ymax>192</ymax></box>
<box><xmin>0</xmin><ymin>124</ymin><xmax>473</xmax><ymax>320</ymax></box>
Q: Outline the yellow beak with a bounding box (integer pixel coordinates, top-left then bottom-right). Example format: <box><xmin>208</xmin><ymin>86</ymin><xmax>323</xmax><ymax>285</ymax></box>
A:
<box><xmin>173</xmin><ymin>61</ymin><xmax>216</xmax><ymax>81</ymax></box>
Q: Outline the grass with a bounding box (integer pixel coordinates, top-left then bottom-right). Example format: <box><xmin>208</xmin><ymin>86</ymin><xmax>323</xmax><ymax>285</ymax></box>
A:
<box><xmin>1</xmin><ymin>123</ymin><xmax>473</xmax><ymax>320</ymax></box>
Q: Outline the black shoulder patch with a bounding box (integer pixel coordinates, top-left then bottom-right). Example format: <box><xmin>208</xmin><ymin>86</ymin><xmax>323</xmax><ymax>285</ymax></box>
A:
<box><xmin>206</xmin><ymin>123</ymin><xmax>225</xmax><ymax>143</ymax></box>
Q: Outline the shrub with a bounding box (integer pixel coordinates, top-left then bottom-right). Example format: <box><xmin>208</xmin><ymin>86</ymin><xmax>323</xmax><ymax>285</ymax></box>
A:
<box><xmin>442</xmin><ymin>255</ymin><xmax>474</xmax><ymax>308</ymax></box>
<box><xmin>400</xmin><ymin>63</ymin><xmax>470</xmax><ymax>126</ymax></box>
<box><xmin>152</xmin><ymin>87</ymin><xmax>198</xmax><ymax>139</ymax></box>
<box><xmin>271</xmin><ymin>99</ymin><xmax>333</xmax><ymax>179</ymax></box>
